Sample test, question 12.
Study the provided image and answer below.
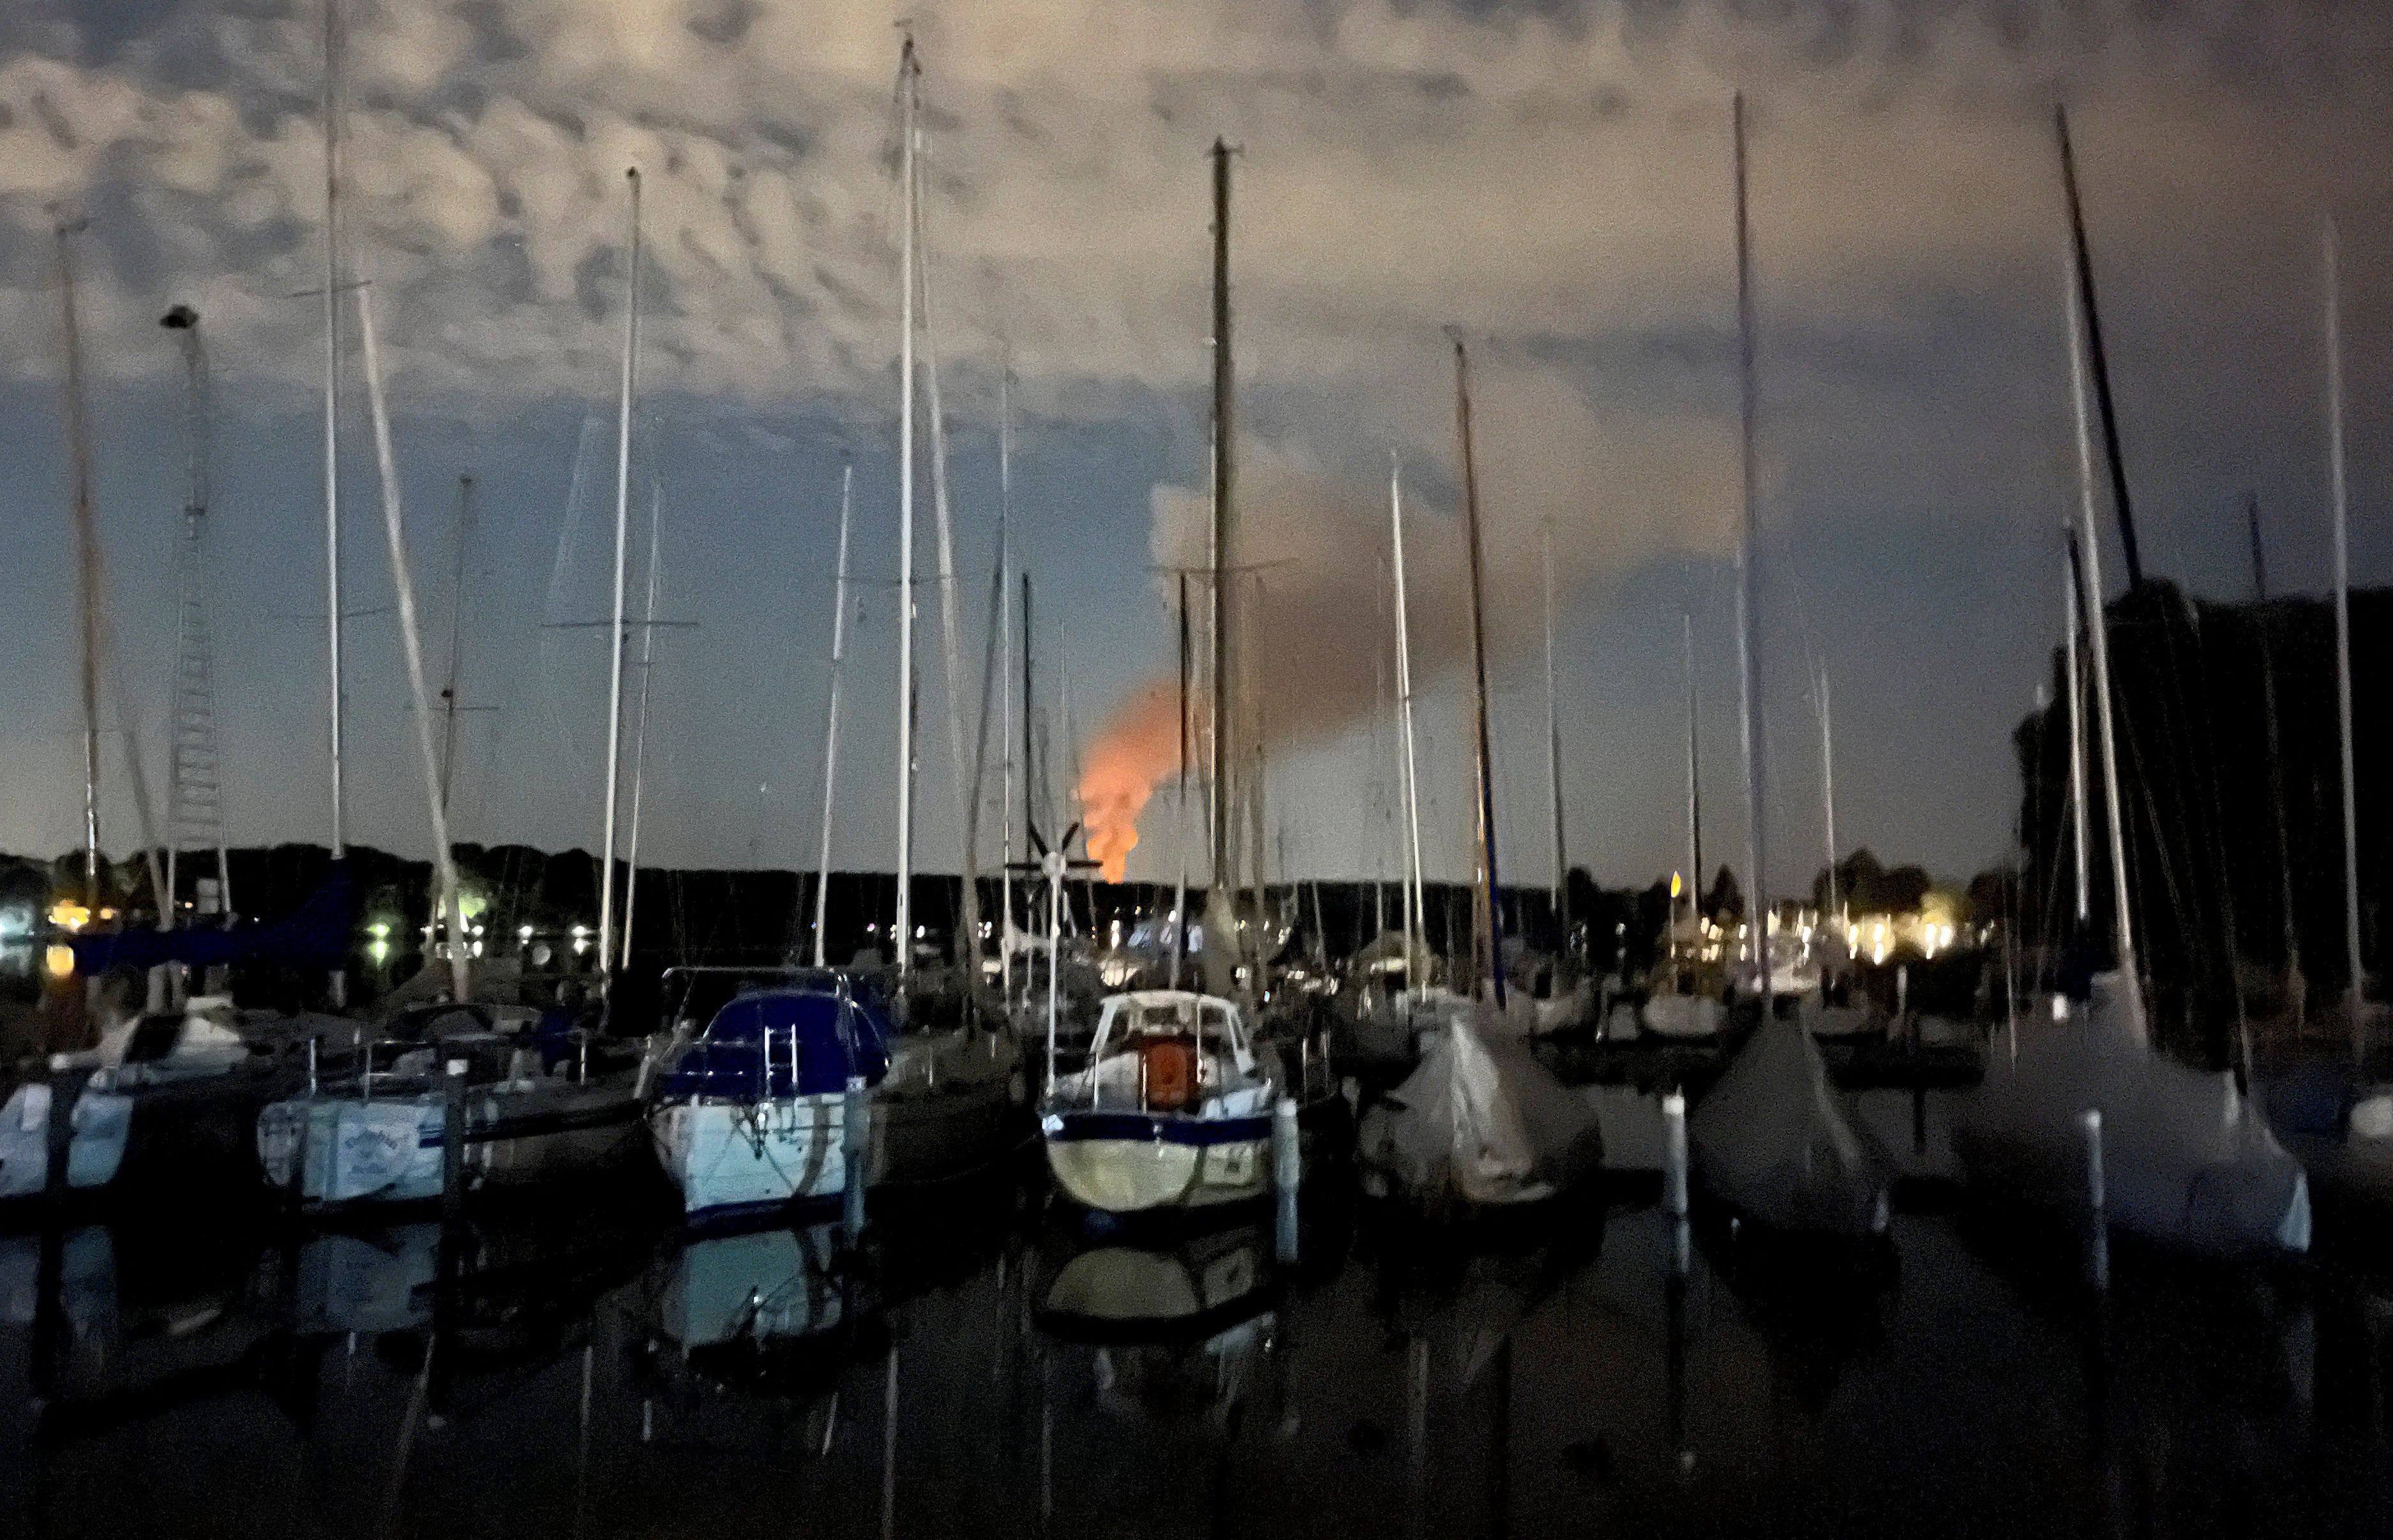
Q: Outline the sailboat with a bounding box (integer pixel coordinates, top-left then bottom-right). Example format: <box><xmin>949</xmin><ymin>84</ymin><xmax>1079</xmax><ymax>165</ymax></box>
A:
<box><xmin>1683</xmin><ymin>96</ymin><xmax>1890</xmax><ymax>1239</ymax></box>
<box><xmin>1950</xmin><ymin>110</ymin><xmax>2309</xmax><ymax>1259</ymax></box>
<box><xmin>1356</xmin><ymin>336</ymin><xmax>1603</xmax><ymax>1212</ymax></box>
<box><xmin>1040</xmin><ymin>144</ymin><xmax>1346</xmax><ymax>1219</ymax></box>
<box><xmin>255</xmin><ymin>170</ymin><xmax>651</xmax><ymax>1211</ymax></box>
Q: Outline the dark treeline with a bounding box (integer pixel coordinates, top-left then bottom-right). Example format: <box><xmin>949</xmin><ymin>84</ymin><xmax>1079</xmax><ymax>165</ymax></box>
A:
<box><xmin>0</xmin><ymin>841</ymin><xmax>1672</xmax><ymax>1019</ymax></box>
<box><xmin>2014</xmin><ymin>578</ymin><xmax>2393</xmax><ymax>1065</ymax></box>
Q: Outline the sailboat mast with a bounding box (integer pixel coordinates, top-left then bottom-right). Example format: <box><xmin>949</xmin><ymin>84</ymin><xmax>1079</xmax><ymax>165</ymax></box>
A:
<box><xmin>2066</xmin><ymin>248</ymin><xmax>2144</xmax><ymax>1040</ymax></box>
<box><xmin>356</xmin><ymin>285</ymin><xmax>469</xmax><ymax>1004</ymax></box>
<box><xmin>439</xmin><ymin>475</ymin><xmax>473</xmax><ymax>818</ymax></box>
<box><xmin>596</xmin><ymin>167</ymin><xmax>641</xmax><ymax>988</ymax></box>
<box><xmin>999</xmin><ymin>373</ymin><xmax>1015</xmax><ymax>986</ymax></box>
<box><xmin>1684</xmin><ymin>613</ymin><xmax>1702</xmax><ymax>921</ymax></box>
<box><xmin>813</xmin><ymin>467</ymin><xmax>853</xmax><ymax>969</ymax></box>
<box><xmin>1390</xmin><ymin>461</ymin><xmax>1428</xmax><ymax>1002</ymax></box>
<box><xmin>2056</xmin><ymin>107</ymin><xmax>2145</xmax><ymax>592</ymax></box>
<box><xmin>894</xmin><ymin>33</ymin><xmax>919</xmax><ymax>980</ymax></box>
<box><xmin>1543</xmin><ymin>522</ymin><xmax>1568</xmax><ymax>953</ymax></box>
<box><xmin>1208</xmin><ymin>136</ymin><xmax>1236</xmax><ymax>911</ymax></box>
<box><xmin>57</xmin><ymin>225</ymin><xmax>103</xmax><ymax>911</ymax></box>
<box><xmin>1819</xmin><ymin>668</ymin><xmax>1839</xmax><ymax>934</ymax></box>
<box><xmin>1172</xmin><ymin>572</ymin><xmax>1191</xmax><ymax>990</ymax></box>
<box><xmin>620</xmin><ymin>484</ymin><xmax>662</xmax><ymax>971</ymax></box>
<box><xmin>2327</xmin><ymin>216</ymin><xmax>2364</xmax><ymax>1062</ymax></box>
<box><xmin>322</xmin><ymin>0</ymin><xmax>347</xmax><ymax>869</ymax></box>
<box><xmin>2064</xmin><ymin>543</ymin><xmax>2090</xmax><ymax>927</ymax></box>
<box><xmin>1450</xmin><ymin>335</ymin><xmax>1504</xmax><ymax>1006</ymax></box>
<box><xmin>1732</xmin><ymin>94</ymin><xmax>1769</xmax><ymax>999</ymax></box>
<box><xmin>2247</xmin><ymin>495</ymin><xmax>2303</xmax><ymax>1004</ymax></box>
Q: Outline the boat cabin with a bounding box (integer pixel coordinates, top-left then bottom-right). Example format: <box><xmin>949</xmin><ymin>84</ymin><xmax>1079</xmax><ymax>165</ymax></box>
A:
<box><xmin>1078</xmin><ymin>991</ymin><xmax>1257</xmax><ymax>1114</ymax></box>
<box><xmin>658</xmin><ymin>979</ymin><xmax>892</xmax><ymax>1103</ymax></box>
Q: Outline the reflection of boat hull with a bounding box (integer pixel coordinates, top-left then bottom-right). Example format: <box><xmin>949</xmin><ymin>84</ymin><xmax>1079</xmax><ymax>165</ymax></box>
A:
<box><xmin>1039</xmin><ymin>1225</ymin><xmax>1273</xmax><ymax>1344</ymax></box>
<box><xmin>656</xmin><ymin>1225</ymin><xmax>848</xmax><ymax>1347</ymax></box>
<box><xmin>257</xmin><ymin>1080</ymin><xmax>645</xmax><ymax>1209</ymax></box>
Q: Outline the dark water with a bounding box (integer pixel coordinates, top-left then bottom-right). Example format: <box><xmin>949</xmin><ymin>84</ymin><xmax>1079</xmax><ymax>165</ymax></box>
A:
<box><xmin>4</xmin><ymin>1091</ymin><xmax>2390</xmax><ymax>1539</ymax></box>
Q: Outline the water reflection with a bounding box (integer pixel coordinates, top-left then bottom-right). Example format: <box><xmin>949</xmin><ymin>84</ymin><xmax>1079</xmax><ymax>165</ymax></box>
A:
<box><xmin>1</xmin><ymin>1160</ymin><xmax>2390</xmax><ymax>1537</ymax></box>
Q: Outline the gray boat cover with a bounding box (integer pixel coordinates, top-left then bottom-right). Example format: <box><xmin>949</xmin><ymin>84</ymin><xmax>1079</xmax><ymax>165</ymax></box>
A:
<box><xmin>1953</xmin><ymin>1010</ymin><xmax>2311</xmax><ymax>1256</ymax></box>
<box><xmin>1690</xmin><ymin>1014</ymin><xmax>1891</xmax><ymax>1234</ymax></box>
<box><xmin>1359</xmin><ymin>1009</ymin><xmax>1603</xmax><ymax>1206</ymax></box>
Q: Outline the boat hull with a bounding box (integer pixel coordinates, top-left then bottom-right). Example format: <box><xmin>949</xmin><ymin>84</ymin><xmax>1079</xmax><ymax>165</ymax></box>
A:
<box><xmin>1043</xmin><ymin>1110</ymin><xmax>1273</xmax><ymax>1213</ymax></box>
<box><xmin>257</xmin><ymin>1081</ymin><xmax>645</xmax><ymax>1209</ymax></box>
<box><xmin>652</xmin><ymin>1076</ymin><xmax>1025</xmax><ymax>1225</ymax></box>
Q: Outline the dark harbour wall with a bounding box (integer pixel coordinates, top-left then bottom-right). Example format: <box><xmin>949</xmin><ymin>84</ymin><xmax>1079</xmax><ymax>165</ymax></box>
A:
<box><xmin>2014</xmin><ymin>579</ymin><xmax>2393</xmax><ymax>1065</ymax></box>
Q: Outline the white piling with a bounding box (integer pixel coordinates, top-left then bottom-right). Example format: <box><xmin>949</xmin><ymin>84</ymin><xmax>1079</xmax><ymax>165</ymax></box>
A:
<box><xmin>1662</xmin><ymin>1090</ymin><xmax>1690</xmax><ymax>1276</ymax></box>
<box><xmin>1273</xmin><ymin>1095</ymin><xmax>1301</xmax><ymax>1264</ymax></box>
<box><xmin>2079</xmin><ymin>1107</ymin><xmax>2108</xmax><ymax>1291</ymax></box>
<box><xmin>843</xmin><ymin>1073</ymin><xmax>871</xmax><ymax>1242</ymax></box>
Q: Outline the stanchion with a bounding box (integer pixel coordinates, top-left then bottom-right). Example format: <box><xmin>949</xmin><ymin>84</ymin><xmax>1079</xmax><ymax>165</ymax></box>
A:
<box><xmin>1273</xmin><ymin>1095</ymin><xmax>1301</xmax><ymax>1264</ymax></box>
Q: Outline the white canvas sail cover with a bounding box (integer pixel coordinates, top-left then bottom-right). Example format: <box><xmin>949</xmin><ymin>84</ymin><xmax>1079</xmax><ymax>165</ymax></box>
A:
<box><xmin>1954</xmin><ymin>1006</ymin><xmax>2311</xmax><ymax>1256</ymax></box>
<box><xmin>1360</xmin><ymin>1009</ymin><xmax>1602</xmax><ymax>1206</ymax></box>
<box><xmin>1689</xmin><ymin>1015</ymin><xmax>1890</xmax><ymax>1234</ymax></box>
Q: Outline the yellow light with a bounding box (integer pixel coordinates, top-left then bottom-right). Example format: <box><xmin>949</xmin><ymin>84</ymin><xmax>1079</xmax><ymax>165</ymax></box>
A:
<box><xmin>1670</xmin><ymin>871</ymin><xmax>1683</xmax><ymax>899</ymax></box>
<box><xmin>44</xmin><ymin>943</ymin><xmax>75</xmax><ymax>978</ymax></box>
<box><xmin>49</xmin><ymin>900</ymin><xmax>90</xmax><ymax>932</ymax></box>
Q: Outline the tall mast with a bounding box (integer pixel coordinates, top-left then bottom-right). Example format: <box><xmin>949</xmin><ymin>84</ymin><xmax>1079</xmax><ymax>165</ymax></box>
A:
<box><xmin>1390</xmin><ymin>460</ymin><xmax>1429</xmax><ymax>1000</ymax></box>
<box><xmin>2055</xmin><ymin>107</ymin><xmax>2145</xmax><ymax>592</ymax></box>
<box><xmin>1020</xmin><ymin>572</ymin><xmax>1036</xmax><ymax>1006</ymax></box>
<box><xmin>2064</xmin><ymin>542</ymin><xmax>2089</xmax><ymax>927</ymax></box>
<box><xmin>894</xmin><ymin>31</ymin><xmax>919</xmax><ymax>980</ymax></box>
<box><xmin>356</xmin><ymin>285</ymin><xmax>469</xmax><ymax>1003</ymax></box>
<box><xmin>2247</xmin><ymin>495</ymin><xmax>2303</xmax><ymax>1006</ymax></box>
<box><xmin>2328</xmin><ymin>216</ymin><xmax>2364</xmax><ymax>1061</ymax></box>
<box><xmin>438</xmin><ymin>474</ymin><xmax>473</xmax><ymax>818</ymax></box>
<box><xmin>1732</xmin><ymin>94</ymin><xmax>1769</xmax><ymax>999</ymax></box>
<box><xmin>1171</xmin><ymin>572</ymin><xmax>1191</xmax><ymax>990</ymax></box>
<box><xmin>596</xmin><ymin>167</ymin><xmax>641</xmax><ymax>989</ymax></box>
<box><xmin>1684</xmin><ymin>613</ymin><xmax>1702</xmax><ymax>922</ymax></box>
<box><xmin>322</xmin><ymin>0</ymin><xmax>347</xmax><ymax>870</ymax></box>
<box><xmin>1208</xmin><ymin>136</ymin><xmax>1236</xmax><ymax>922</ymax></box>
<box><xmin>57</xmin><ymin>225</ymin><xmax>103</xmax><ymax>913</ymax></box>
<box><xmin>1542</xmin><ymin>522</ymin><xmax>1568</xmax><ymax>954</ymax></box>
<box><xmin>620</xmin><ymin>484</ymin><xmax>662</xmax><ymax>971</ymax></box>
<box><xmin>1451</xmin><ymin>335</ymin><xmax>1504</xmax><ymax>1006</ymax></box>
<box><xmin>2066</xmin><ymin>248</ymin><xmax>2144</xmax><ymax>1040</ymax></box>
<box><xmin>999</xmin><ymin>371</ymin><xmax>1015</xmax><ymax>987</ymax></box>
<box><xmin>161</xmin><ymin>304</ymin><xmax>230</xmax><ymax>926</ymax></box>
<box><xmin>1818</xmin><ymin>668</ymin><xmax>1839</xmax><ymax>935</ymax></box>
<box><xmin>814</xmin><ymin>465</ymin><xmax>856</xmax><ymax>969</ymax></box>
<box><xmin>909</xmin><ymin>89</ymin><xmax>983</xmax><ymax>993</ymax></box>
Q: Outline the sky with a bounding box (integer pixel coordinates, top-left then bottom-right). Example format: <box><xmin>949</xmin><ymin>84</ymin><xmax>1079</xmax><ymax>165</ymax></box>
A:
<box><xmin>0</xmin><ymin>0</ymin><xmax>2389</xmax><ymax>901</ymax></box>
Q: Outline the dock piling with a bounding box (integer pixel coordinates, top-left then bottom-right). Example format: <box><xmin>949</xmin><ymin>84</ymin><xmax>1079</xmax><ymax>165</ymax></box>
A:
<box><xmin>1273</xmin><ymin>1095</ymin><xmax>1301</xmax><ymax>1264</ymax></box>
<box><xmin>1663</xmin><ymin>1089</ymin><xmax>1690</xmax><ymax>1277</ymax></box>
<box><xmin>2079</xmin><ymin>1107</ymin><xmax>2108</xmax><ymax>1291</ymax></box>
<box><xmin>843</xmin><ymin>1073</ymin><xmax>870</xmax><ymax>1243</ymax></box>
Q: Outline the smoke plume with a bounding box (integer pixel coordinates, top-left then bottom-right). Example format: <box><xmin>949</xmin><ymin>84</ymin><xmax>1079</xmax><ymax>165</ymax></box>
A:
<box><xmin>1076</xmin><ymin>361</ymin><xmax>1741</xmax><ymax>879</ymax></box>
